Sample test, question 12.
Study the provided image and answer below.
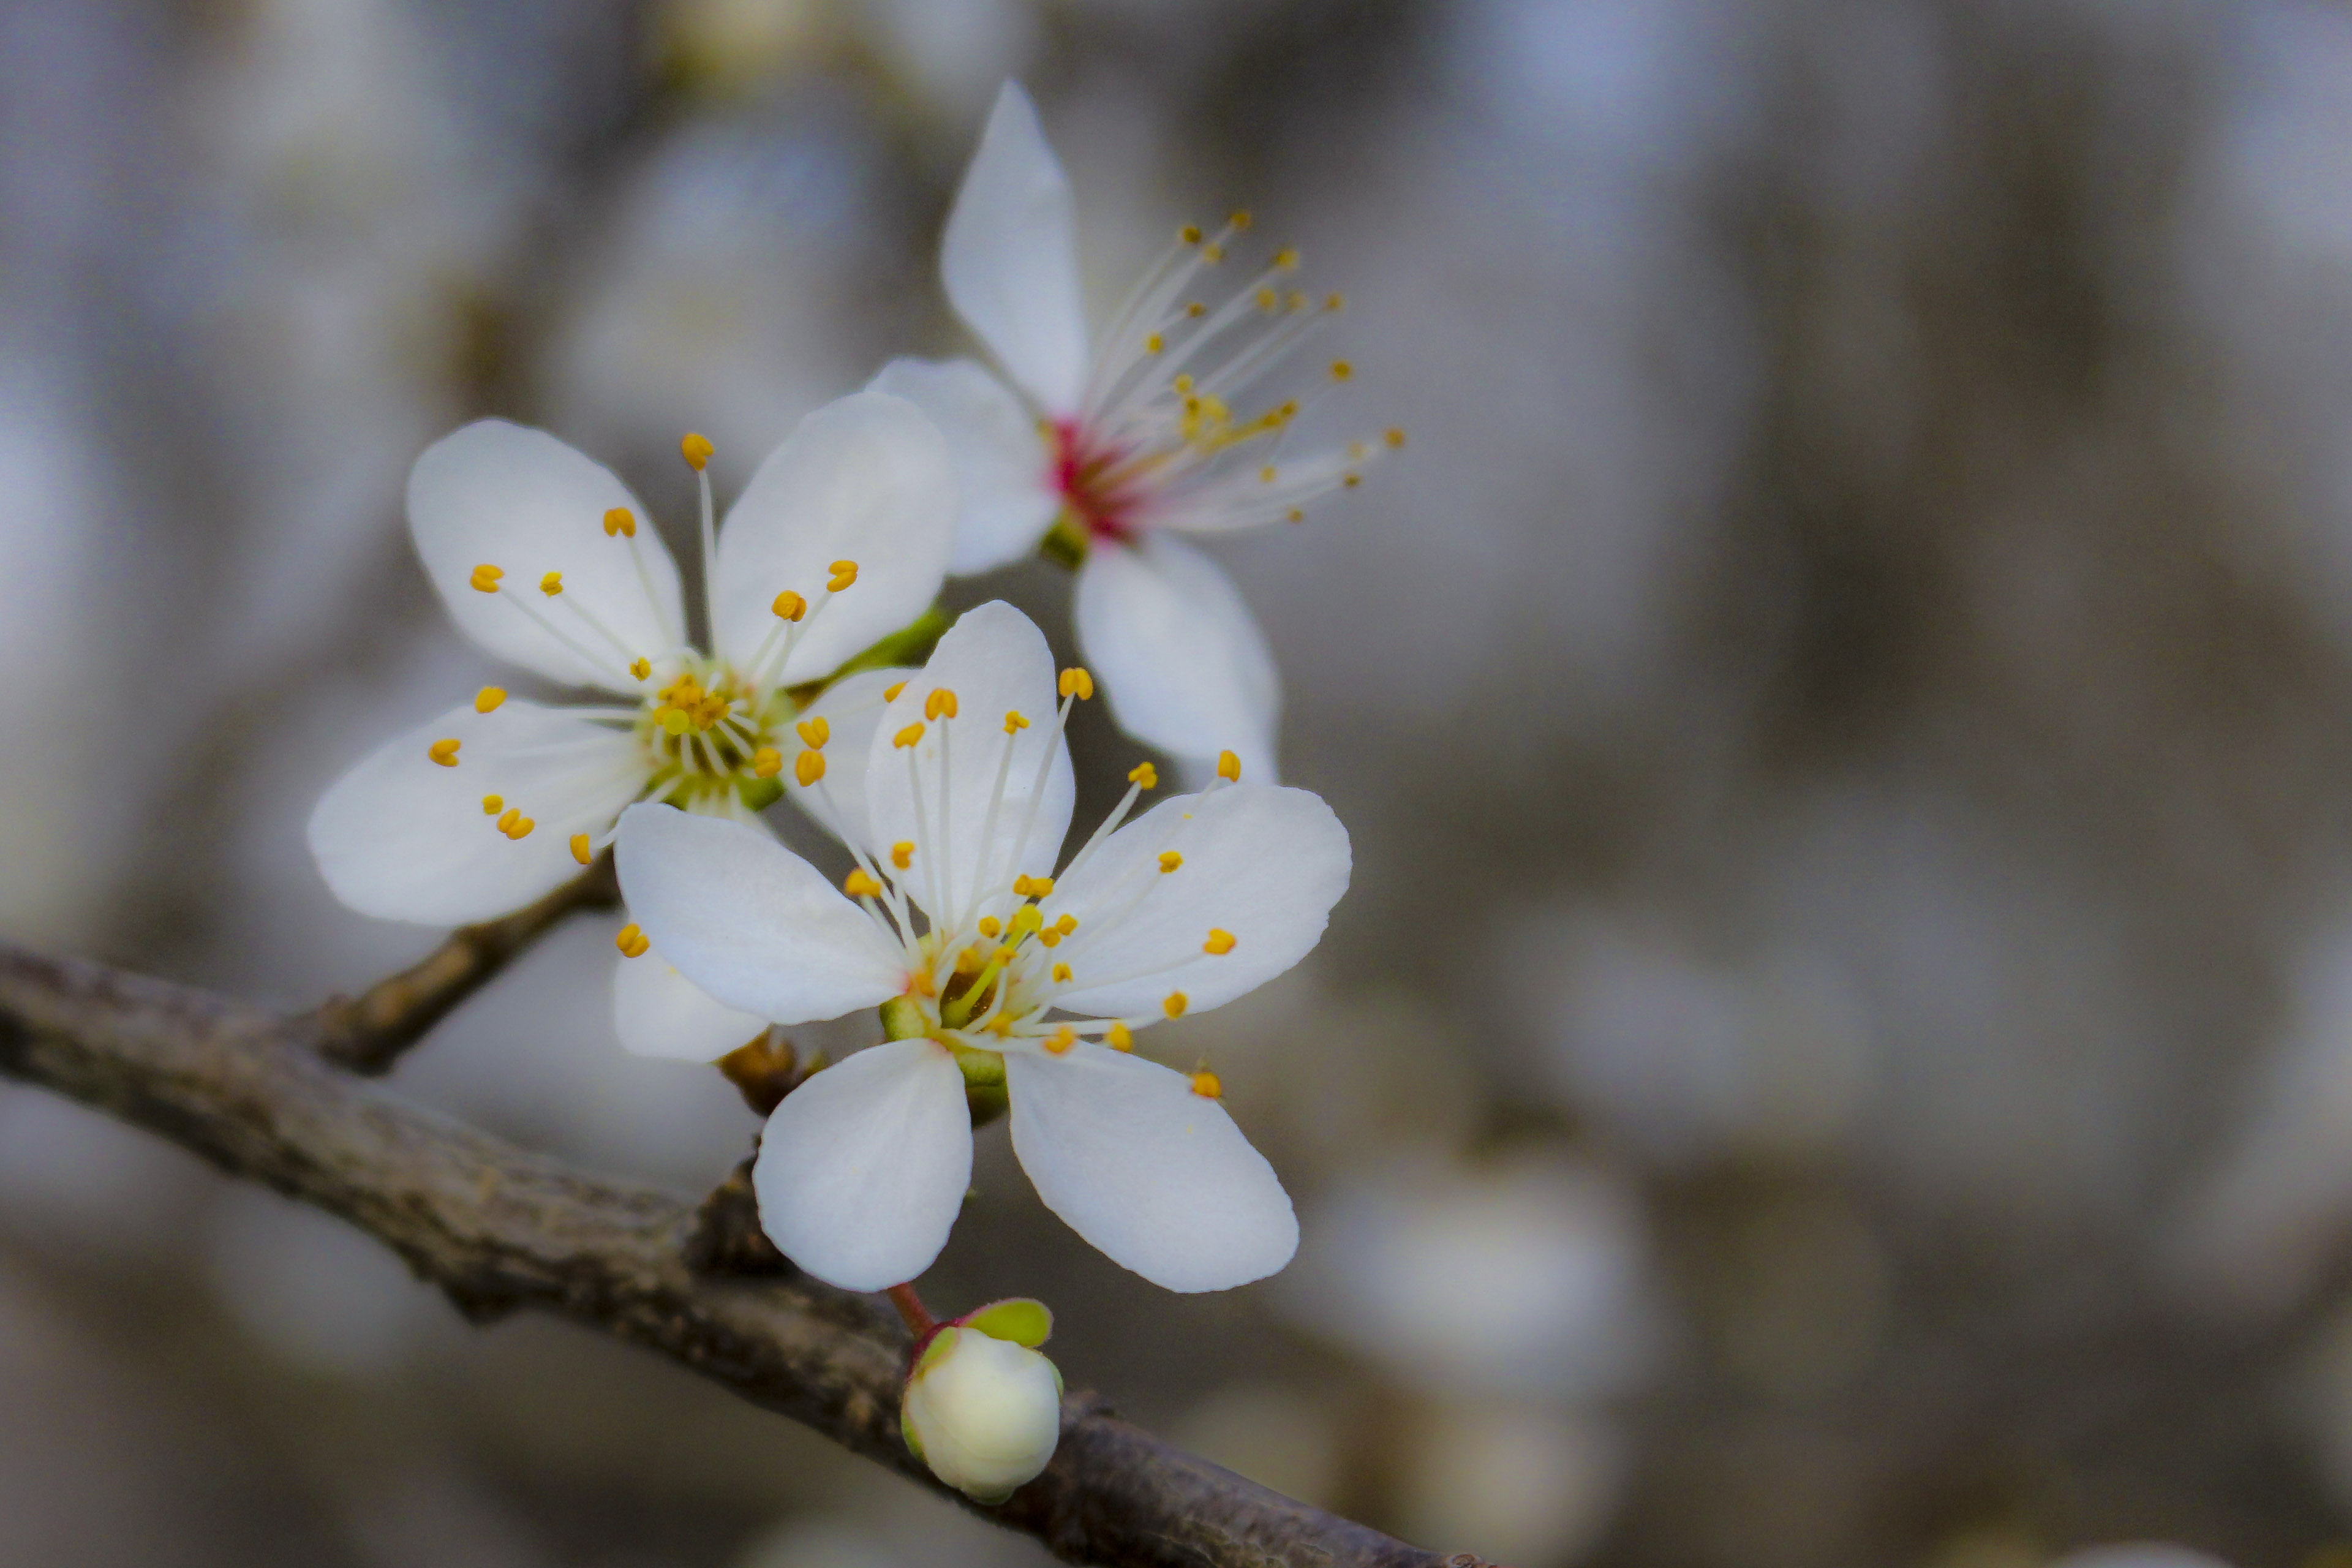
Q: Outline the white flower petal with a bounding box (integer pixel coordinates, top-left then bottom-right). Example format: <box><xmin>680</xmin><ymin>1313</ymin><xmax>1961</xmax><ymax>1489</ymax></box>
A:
<box><xmin>1045</xmin><ymin>782</ymin><xmax>1348</xmax><ymax>1020</ymax></box>
<box><xmin>611</xmin><ymin>946</ymin><xmax>771</xmax><ymax>1062</ymax></box>
<box><xmin>942</xmin><ymin>81</ymin><xmax>1090</xmax><ymax>414</ymax></box>
<box><xmin>783</xmin><ymin>665</ymin><xmax>918</xmax><ymax>855</ymax></box>
<box><xmin>1005</xmin><ymin>1044</ymin><xmax>1296</xmax><ymax>1292</ymax></box>
<box><xmin>868</xmin><ymin>357</ymin><xmax>1058</xmax><ymax>575</ymax></box>
<box><xmin>1074</xmin><ymin>533</ymin><xmax>1280</xmax><ymax>785</ymax></box>
<box><xmin>867</xmin><ymin>601</ymin><xmax>1074</xmax><ymax>924</ymax></box>
<box><xmin>614</xmin><ymin>802</ymin><xmax>905</xmax><ymax>1024</ymax></box>
<box><xmin>309</xmin><ymin>701</ymin><xmax>644</xmax><ymax>927</ymax></box>
<box><xmin>410</xmin><ymin>421</ymin><xmax>683</xmax><ymax>692</ymax></box>
<box><xmin>753</xmin><ymin>1038</ymin><xmax>974</xmax><ymax>1290</ymax></box>
<box><xmin>711</xmin><ymin>391</ymin><xmax>957</xmax><ymax>684</ymax></box>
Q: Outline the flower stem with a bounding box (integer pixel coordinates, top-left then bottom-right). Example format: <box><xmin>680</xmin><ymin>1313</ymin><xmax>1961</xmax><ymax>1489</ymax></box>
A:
<box><xmin>886</xmin><ymin>1282</ymin><xmax>938</xmax><ymax>1338</ymax></box>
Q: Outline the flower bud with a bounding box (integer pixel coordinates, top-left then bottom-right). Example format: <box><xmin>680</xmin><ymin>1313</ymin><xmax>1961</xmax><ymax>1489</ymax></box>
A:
<box><xmin>901</xmin><ymin>1302</ymin><xmax>1063</xmax><ymax>1504</ymax></box>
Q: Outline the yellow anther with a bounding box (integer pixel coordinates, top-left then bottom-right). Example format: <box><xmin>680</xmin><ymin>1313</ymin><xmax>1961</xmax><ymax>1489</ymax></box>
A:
<box><xmin>1004</xmin><ymin>710</ymin><xmax>1030</xmax><ymax>734</ymax></box>
<box><xmin>1260</xmin><ymin>466</ymin><xmax>1278</xmax><ymax>483</ymax></box>
<box><xmin>1185</xmin><ymin>301</ymin><xmax>1206</xmax><ymax>318</ymax></box>
<box><xmin>1010</xmin><ymin>905</ymin><xmax>1044</xmax><ymax>937</ymax></box>
<box><xmin>475</xmin><ymin>685</ymin><xmax>507</xmax><ymax>714</ymax></box>
<box><xmin>910</xmin><ymin>971</ymin><xmax>938</xmax><ymax>998</ymax></box>
<box><xmin>630</xmin><ymin>657</ymin><xmax>651</xmax><ymax>679</ymax></box>
<box><xmin>754</xmin><ymin>747</ymin><xmax>786</xmax><ymax>779</ymax></box>
<box><xmin>1343</xmin><ymin>473</ymin><xmax>1362</xmax><ymax>489</ymax></box>
<box><xmin>616</xmin><ymin>924</ymin><xmax>650</xmax><ymax>959</ymax></box>
<box><xmin>1058</xmin><ymin>667</ymin><xmax>1094</xmax><ymax>700</ymax></box>
<box><xmin>1385</xmin><ymin>428</ymin><xmax>1407</xmax><ymax>449</ymax></box>
<box><xmin>1217</xmin><ymin>750</ymin><xmax>1242</xmax><ymax>782</ymax></box>
<box><xmin>1330</xmin><ymin>360</ymin><xmax>1354</xmax><ymax>381</ymax></box>
<box><xmin>987</xmin><ymin>1014</ymin><xmax>1014</xmax><ymax>1038</ymax></box>
<box><xmin>1055</xmin><ymin>914</ymin><xmax>1077</xmax><ymax>936</ymax></box>
<box><xmin>1256</xmin><ymin>287</ymin><xmax>1277</xmax><ymax>311</ymax></box>
<box><xmin>1044</xmin><ymin>1025</ymin><xmax>1076</xmax><ymax>1055</ymax></box>
<box><xmin>1202</xmin><ymin>242</ymin><xmax>1224</xmax><ymax>263</ymax></box>
<box><xmin>1145</xmin><ymin>333</ymin><xmax>1164</xmax><ymax>355</ymax></box>
<box><xmin>772</xmin><ymin>590</ymin><xmax>807</xmax><ymax>622</ymax></box>
<box><xmin>1012</xmin><ymin>875</ymin><xmax>1054</xmax><ymax>899</ymax></box>
<box><xmin>1190</xmin><ymin>1069</ymin><xmax>1222</xmax><ymax>1099</ymax></box>
<box><xmin>540</xmin><ymin>571</ymin><xmax>563</xmax><ymax>596</ymax></box>
<box><xmin>500</xmin><ymin>813</ymin><xmax>535</xmax><ymax>840</ymax></box>
<box><xmin>1229</xmin><ymin>208</ymin><xmax>1253</xmax><ymax>231</ymax></box>
<box><xmin>1107</xmin><ymin>1022</ymin><xmax>1134</xmax><ymax>1052</ymax></box>
<box><xmin>1287</xmin><ymin>290</ymin><xmax>1308</xmax><ymax>312</ymax></box>
<box><xmin>680</xmin><ymin>432</ymin><xmax>714</xmax><ymax>470</ymax></box>
<box><xmin>795</xmin><ymin>717</ymin><xmax>829</xmax><ymax>749</ymax></box>
<box><xmin>978</xmin><ymin>916</ymin><xmax>1002</xmax><ymax>939</ymax></box>
<box><xmin>469</xmin><ymin>564</ymin><xmax>503</xmax><ymax>593</ymax></box>
<box><xmin>570</xmin><ymin>833</ymin><xmax>593</xmax><ymax>865</ymax></box>
<box><xmin>1128</xmin><ymin>762</ymin><xmax>1158</xmax><ymax>789</ymax></box>
<box><xmin>924</xmin><ymin>687</ymin><xmax>958</xmax><ymax>720</ymax></box>
<box><xmin>1051</xmin><ymin>963</ymin><xmax>1072</xmax><ymax>983</ymax></box>
<box><xmin>1038</xmin><ymin>927</ymin><xmax>1062</xmax><ymax>948</ymax></box>
<box><xmin>1286</xmin><ymin>508</ymin><xmax>1305</xmax><ymax>524</ymax></box>
<box><xmin>1164</xmin><ymin>992</ymin><xmax>1189</xmax><ymax>1019</ymax></box>
<box><xmin>884</xmin><ymin>680</ymin><xmax>908</xmax><ymax>702</ymax></box>
<box><xmin>1273</xmin><ymin>247</ymin><xmax>1300</xmax><ymax>270</ymax></box>
<box><xmin>794</xmin><ymin>750</ymin><xmax>825</xmax><ymax>786</ymax></box>
<box><xmin>891</xmin><ymin>842</ymin><xmax>914</xmax><ymax>870</ymax></box>
<box><xmin>428</xmin><ymin>737</ymin><xmax>461</xmax><ymax>767</ymax></box>
<box><xmin>956</xmin><ymin>946</ymin><xmax>986</xmax><ymax>974</ymax></box>
<box><xmin>481</xmin><ymin>794</ymin><xmax>502</xmax><ymax>815</ymax></box>
<box><xmin>1325</xmin><ymin>292</ymin><xmax>1346</xmax><ymax>312</ymax></box>
<box><xmin>843</xmin><ymin>868</ymin><xmax>884</xmax><ymax>899</ymax></box>
<box><xmin>1204</xmin><ymin>929</ymin><xmax>1237</xmax><ymax>956</ymax></box>
<box><xmin>1180</xmin><ymin>223</ymin><xmax>1202</xmax><ymax>244</ymax></box>
<box><xmin>894</xmin><ymin>722</ymin><xmax>924</xmax><ymax>748</ymax></box>
<box><xmin>1159</xmin><ymin>851</ymin><xmax>1183</xmax><ymax>873</ymax></box>
<box><xmin>1173</xmin><ymin>373</ymin><xmax>1195</xmax><ymax>394</ymax></box>
<box><xmin>603</xmin><ymin>507</ymin><xmax>636</xmax><ymax>538</ymax></box>
<box><xmin>827</xmin><ymin>559</ymin><xmax>859</xmax><ymax>592</ymax></box>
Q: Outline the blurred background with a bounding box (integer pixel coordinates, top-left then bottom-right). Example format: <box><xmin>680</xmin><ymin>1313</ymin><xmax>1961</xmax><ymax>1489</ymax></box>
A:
<box><xmin>9</xmin><ymin>0</ymin><xmax>2352</xmax><ymax>1564</ymax></box>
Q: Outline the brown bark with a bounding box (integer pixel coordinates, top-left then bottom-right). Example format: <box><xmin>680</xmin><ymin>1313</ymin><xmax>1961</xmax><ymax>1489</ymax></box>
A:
<box><xmin>0</xmin><ymin>940</ymin><xmax>1483</xmax><ymax>1568</ymax></box>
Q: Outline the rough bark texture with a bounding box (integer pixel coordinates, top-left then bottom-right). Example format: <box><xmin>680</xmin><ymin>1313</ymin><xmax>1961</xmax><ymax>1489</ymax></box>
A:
<box><xmin>0</xmin><ymin>941</ymin><xmax>1480</xmax><ymax>1568</ymax></box>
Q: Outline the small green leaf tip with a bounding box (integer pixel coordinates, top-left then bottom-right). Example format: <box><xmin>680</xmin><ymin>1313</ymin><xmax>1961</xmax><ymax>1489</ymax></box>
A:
<box><xmin>913</xmin><ymin>1325</ymin><xmax>962</xmax><ymax>1378</ymax></box>
<box><xmin>962</xmin><ymin>1298</ymin><xmax>1052</xmax><ymax>1348</ymax></box>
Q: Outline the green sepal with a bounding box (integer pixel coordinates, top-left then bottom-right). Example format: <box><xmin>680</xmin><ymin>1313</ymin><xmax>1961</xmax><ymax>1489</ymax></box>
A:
<box><xmin>912</xmin><ymin>1324</ymin><xmax>961</xmax><ymax>1378</ymax></box>
<box><xmin>880</xmin><ymin>996</ymin><xmax>930</xmax><ymax>1041</ymax></box>
<box><xmin>900</xmin><ymin>1406</ymin><xmax>926</xmax><ymax>1462</ymax></box>
<box><xmin>1038</xmin><ymin>511</ymin><xmax>1088</xmax><ymax>570</ymax></box>
<box><xmin>962</xmin><ymin>1298</ymin><xmax>1052</xmax><ymax>1348</ymax></box>
<box><xmin>735</xmin><ymin>774</ymin><xmax>785</xmax><ymax>813</ymax></box>
<box><xmin>948</xmin><ymin>1042</ymin><xmax>1005</xmax><ymax>1087</ymax></box>
<box><xmin>965</xmin><ymin>1081</ymin><xmax>1008</xmax><ymax>1129</ymax></box>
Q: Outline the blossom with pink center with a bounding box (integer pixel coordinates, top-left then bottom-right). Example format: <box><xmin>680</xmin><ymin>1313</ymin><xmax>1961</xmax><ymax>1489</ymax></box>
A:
<box><xmin>871</xmin><ymin>82</ymin><xmax>1396</xmax><ymax>786</ymax></box>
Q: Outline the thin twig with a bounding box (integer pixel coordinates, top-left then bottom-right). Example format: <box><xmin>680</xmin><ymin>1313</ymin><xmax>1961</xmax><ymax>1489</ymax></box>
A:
<box><xmin>0</xmin><ymin>940</ymin><xmax>1485</xmax><ymax>1568</ymax></box>
<box><xmin>307</xmin><ymin>854</ymin><xmax>620</xmax><ymax>1074</ymax></box>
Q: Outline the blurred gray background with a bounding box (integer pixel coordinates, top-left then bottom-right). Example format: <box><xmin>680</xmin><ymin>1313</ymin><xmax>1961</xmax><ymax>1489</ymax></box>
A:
<box><xmin>6</xmin><ymin>1</ymin><xmax>2352</xmax><ymax>1564</ymax></box>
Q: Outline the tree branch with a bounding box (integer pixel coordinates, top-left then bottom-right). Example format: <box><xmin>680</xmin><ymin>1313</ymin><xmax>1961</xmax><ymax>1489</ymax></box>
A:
<box><xmin>308</xmin><ymin>856</ymin><xmax>619</xmax><ymax>1074</ymax></box>
<box><xmin>0</xmin><ymin>940</ymin><xmax>1483</xmax><ymax>1568</ymax></box>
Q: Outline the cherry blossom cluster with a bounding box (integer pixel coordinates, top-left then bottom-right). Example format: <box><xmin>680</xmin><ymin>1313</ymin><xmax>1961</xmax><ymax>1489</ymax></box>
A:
<box><xmin>308</xmin><ymin>81</ymin><xmax>1385</xmax><ymax>1502</ymax></box>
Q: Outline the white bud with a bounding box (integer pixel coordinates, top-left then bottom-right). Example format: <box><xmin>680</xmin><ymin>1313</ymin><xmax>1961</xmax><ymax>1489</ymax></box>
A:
<box><xmin>902</xmin><ymin>1325</ymin><xmax>1063</xmax><ymax>1503</ymax></box>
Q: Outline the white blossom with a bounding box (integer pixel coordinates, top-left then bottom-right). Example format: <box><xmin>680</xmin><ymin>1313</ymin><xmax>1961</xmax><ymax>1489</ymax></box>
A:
<box><xmin>872</xmin><ymin>82</ymin><xmax>1397</xmax><ymax>785</ymax></box>
<box><xmin>902</xmin><ymin>1318</ymin><xmax>1062</xmax><ymax>1504</ymax></box>
<box><xmin>308</xmin><ymin>393</ymin><xmax>956</xmax><ymax>1061</ymax></box>
<box><xmin>616</xmin><ymin>600</ymin><xmax>1349</xmax><ymax>1292</ymax></box>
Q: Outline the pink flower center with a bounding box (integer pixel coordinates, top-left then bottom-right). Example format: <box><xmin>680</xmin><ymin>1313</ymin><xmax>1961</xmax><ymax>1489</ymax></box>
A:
<box><xmin>1049</xmin><ymin>419</ymin><xmax>1147</xmax><ymax>543</ymax></box>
